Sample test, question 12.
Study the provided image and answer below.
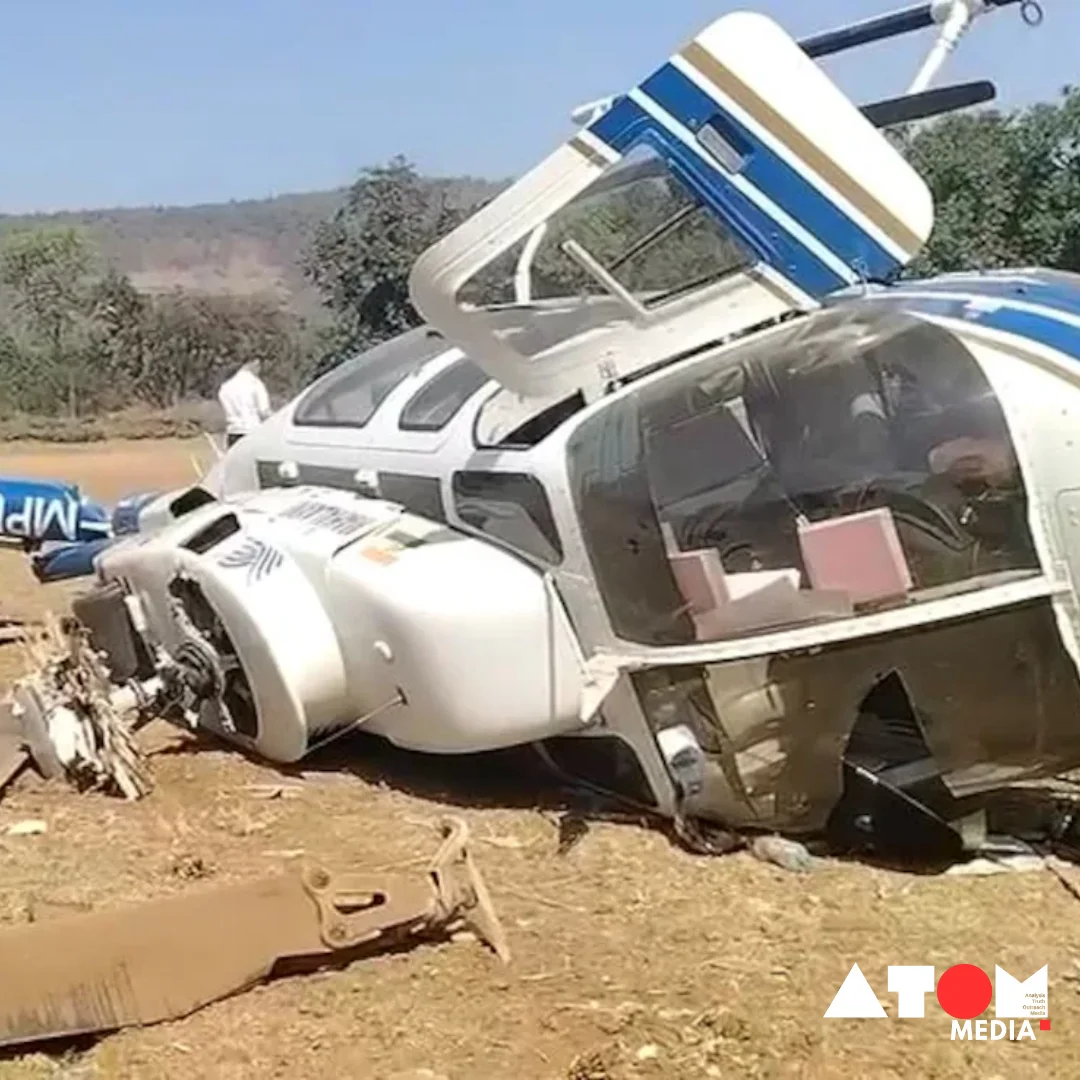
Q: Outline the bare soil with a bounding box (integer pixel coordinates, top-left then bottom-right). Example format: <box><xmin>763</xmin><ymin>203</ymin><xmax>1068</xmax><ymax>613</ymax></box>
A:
<box><xmin>0</xmin><ymin>439</ymin><xmax>1076</xmax><ymax>1079</ymax></box>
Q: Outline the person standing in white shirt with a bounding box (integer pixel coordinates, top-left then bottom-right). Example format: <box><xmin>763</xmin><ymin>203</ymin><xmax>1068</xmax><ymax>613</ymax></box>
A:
<box><xmin>217</xmin><ymin>359</ymin><xmax>272</xmax><ymax>448</ymax></box>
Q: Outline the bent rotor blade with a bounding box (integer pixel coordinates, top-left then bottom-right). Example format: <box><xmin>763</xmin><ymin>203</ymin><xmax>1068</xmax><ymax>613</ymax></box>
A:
<box><xmin>861</xmin><ymin>80</ymin><xmax>997</xmax><ymax>128</ymax></box>
<box><xmin>0</xmin><ymin>870</ymin><xmax>325</xmax><ymax>1048</ymax></box>
<box><xmin>0</xmin><ymin>818</ymin><xmax>506</xmax><ymax>1049</ymax></box>
<box><xmin>799</xmin><ymin>0</ymin><xmax>1028</xmax><ymax>60</ymax></box>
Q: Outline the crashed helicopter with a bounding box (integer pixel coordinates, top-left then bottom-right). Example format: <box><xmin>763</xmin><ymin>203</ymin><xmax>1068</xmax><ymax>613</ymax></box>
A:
<box><xmin>13</xmin><ymin>0</ymin><xmax>1076</xmax><ymax>861</ymax></box>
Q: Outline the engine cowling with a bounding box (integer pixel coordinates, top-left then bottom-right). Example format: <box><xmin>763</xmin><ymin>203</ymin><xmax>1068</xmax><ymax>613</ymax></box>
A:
<box><xmin>94</xmin><ymin>485</ymin><xmax>588</xmax><ymax>762</ymax></box>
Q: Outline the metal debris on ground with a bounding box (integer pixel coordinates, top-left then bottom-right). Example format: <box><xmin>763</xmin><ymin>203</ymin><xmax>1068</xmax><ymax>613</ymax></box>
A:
<box><xmin>4</xmin><ymin>819</ymin><xmax>47</xmax><ymax>837</ymax></box>
<box><xmin>0</xmin><ymin>642</ymin><xmax>33</xmax><ymax>802</ymax></box>
<box><xmin>1044</xmin><ymin>855</ymin><xmax>1080</xmax><ymax>905</ymax></box>
<box><xmin>0</xmin><ymin>816</ymin><xmax>508</xmax><ymax>1050</ymax></box>
<box><xmin>243</xmin><ymin>782</ymin><xmax>304</xmax><ymax>800</ymax></box>
<box><xmin>0</xmin><ymin>614</ymin><xmax>37</xmax><ymax>646</ymax></box>
<box><xmin>0</xmin><ymin>727</ymin><xmax>27</xmax><ymax>801</ymax></box>
<box><xmin>9</xmin><ymin>614</ymin><xmax>152</xmax><ymax>800</ymax></box>
<box><xmin>945</xmin><ymin>854</ymin><xmax>1048</xmax><ymax>876</ymax></box>
<box><xmin>749</xmin><ymin>835</ymin><xmax>818</xmax><ymax>873</ymax></box>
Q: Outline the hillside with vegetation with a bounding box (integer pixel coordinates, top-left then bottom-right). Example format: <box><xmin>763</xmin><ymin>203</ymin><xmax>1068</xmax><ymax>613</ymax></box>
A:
<box><xmin>0</xmin><ymin>85</ymin><xmax>1075</xmax><ymax>440</ymax></box>
<box><xmin>0</xmin><ymin>176</ymin><xmax>504</xmax><ymax>319</ymax></box>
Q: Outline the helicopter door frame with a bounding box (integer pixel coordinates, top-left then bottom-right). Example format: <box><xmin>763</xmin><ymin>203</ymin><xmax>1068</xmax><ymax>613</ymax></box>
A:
<box><xmin>410</xmin><ymin>11</ymin><xmax>934</xmax><ymax>403</ymax></box>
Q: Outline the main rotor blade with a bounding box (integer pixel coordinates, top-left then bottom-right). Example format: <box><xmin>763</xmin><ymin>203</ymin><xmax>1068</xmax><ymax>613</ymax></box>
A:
<box><xmin>861</xmin><ymin>80</ymin><xmax>997</xmax><ymax>128</ymax></box>
<box><xmin>800</xmin><ymin>3</ymin><xmax>934</xmax><ymax>58</ymax></box>
<box><xmin>799</xmin><ymin>0</ymin><xmax>1027</xmax><ymax>59</ymax></box>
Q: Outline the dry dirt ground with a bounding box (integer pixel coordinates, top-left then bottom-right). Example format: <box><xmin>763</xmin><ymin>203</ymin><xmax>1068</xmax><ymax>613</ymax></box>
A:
<box><xmin>0</xmin><ymin>439</ymin><xmax>1078</xmax><ymax>1079</ymax></box>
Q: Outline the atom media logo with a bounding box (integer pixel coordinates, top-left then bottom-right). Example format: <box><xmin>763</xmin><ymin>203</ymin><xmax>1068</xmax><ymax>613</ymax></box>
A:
<box><xmin>824</xmin><ymin>962</ymin><xmax>1050</xmax><ymax>1041</ymax></box>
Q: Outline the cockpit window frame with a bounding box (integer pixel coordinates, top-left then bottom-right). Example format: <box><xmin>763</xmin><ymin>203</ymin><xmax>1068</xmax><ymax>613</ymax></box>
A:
<box><xmin>471</xmin><ymin>383</ymin><xmax>587</xmax><ymax>453</ymax></box>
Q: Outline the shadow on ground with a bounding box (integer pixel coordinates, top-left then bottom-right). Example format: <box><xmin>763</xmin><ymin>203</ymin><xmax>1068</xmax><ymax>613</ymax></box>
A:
<box><xmin>150</xmin><ymin>726</ymin><xmax>658</xmax><ymax>856</ymax></box>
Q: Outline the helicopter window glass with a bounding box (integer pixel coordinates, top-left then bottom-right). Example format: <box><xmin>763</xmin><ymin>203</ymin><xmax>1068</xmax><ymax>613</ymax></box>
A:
<box><xmin>398</xmin><ymin>357</ymin><xmax>490</xmax><ymax>432</ymax></box>
<box><xmin>466</xmin><ymin>143</ymin><xmax>751</xmax><ymax>311</ymax></box>
<box><xmin>451</xmin><ymin>471</ymin><xmax>563</xmax><ymax>565</ymax></box>
<box><xmin>568</xmin><ymin>307</ymin><xmax>1040</xmax><ymax>647</ymax></box>
<box><xmin>536</xmin><ymin>143</ymin><xmax>750</xmax><ymax>309</ymax></box>
<box><xmin>377</xmin><ymin>472</ymin><xmax>447</xmax><ymax>524</ymax></box>
<box><xmin>293</xmin><ymin>327</ymin><xmax>450</xmax><ymax>429</ymax></box>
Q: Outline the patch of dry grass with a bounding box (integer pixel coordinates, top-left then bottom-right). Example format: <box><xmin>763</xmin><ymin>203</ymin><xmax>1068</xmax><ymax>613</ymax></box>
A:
<box><xmin>0</xmin><ymin>440</ymin><xmax>1079</xmax><ymax>1079</ymax></box>
<box><xmin>0</xmin><ymin>404</ymin><xmax>223</xmax><ymax>444</ymax></box>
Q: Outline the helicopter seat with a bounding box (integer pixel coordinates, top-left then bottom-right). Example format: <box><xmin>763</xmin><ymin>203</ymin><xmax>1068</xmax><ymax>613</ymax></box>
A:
<box><xmin>663</xmin><ymin>532</ymin><xmax>850</xmax><ymax>640</ymax></box>
<box><xmin>797</xmin><ymin>507</ymin><xmax>913</xmax><ymax>606</ymax></box>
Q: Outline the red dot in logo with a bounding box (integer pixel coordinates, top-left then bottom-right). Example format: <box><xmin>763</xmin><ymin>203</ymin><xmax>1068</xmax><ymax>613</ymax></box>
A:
<box><xmin>936</xmin><ymin>964</ymin><xmax>994</xmax><ymax>1019</ymax></box>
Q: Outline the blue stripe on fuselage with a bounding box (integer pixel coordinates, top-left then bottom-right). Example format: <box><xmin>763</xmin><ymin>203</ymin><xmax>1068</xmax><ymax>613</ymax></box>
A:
<box><xmin>901</xmin><ymin>275</ymin><xmax>1080</xmax><ymax>321</ymax></box>
<box><xmin>588</xmin><ymin>95</ymin><xmax>848</xmax><ymax>300</ymax></box>
<box><xmin>858</xmin><ymin>278</ymin><xmax>1080</xmax><ymax>363</ymax></box>
<box><xmin>640</xmin><ymin>63</ymin><xmax>900</xmax><ymax>282</ymax></box>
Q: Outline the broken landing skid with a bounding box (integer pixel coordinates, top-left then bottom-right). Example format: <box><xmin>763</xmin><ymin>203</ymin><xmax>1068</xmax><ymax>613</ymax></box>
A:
<box><xmin>0</xmin><ymin>817</ymin><xmax>509</xmax><ymax>1051</ymax></box>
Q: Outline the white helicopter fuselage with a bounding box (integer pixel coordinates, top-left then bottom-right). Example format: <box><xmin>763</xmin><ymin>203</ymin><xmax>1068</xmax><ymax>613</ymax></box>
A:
<box><xmin>87</xmin><ymin>4</ymin><xmax>1078</xmax><ymax>853</ymax></box>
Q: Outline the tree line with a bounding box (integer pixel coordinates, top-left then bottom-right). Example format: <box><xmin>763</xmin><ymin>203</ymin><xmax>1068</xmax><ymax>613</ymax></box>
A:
<box><xmin>0</xmin><ymin>227</ymin><xmax>313</xmax><ymax>419</ymax></box>
<box><xmin>307</xmin><ymin>86</ymin><xmax>1080</xmax><ymax>367</ymax></box>
<box><xmin>1</xmin><ymin>85</ymin><xmax>1077</xmax><ymax>423</ymax></box>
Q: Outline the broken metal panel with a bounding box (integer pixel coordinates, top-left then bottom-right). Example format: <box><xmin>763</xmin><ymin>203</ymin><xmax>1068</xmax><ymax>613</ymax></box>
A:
<box><xmin>0</xmin><ymin>615</ymin><xmax>36</xmax><ymax>645</ymax></box>
<box><xmin>0</xmin><ymin>818</ymin><xmax>507</xmax><ymax>1050</ymax></box>
<box><xmin>0</xmin><ymin>723</ymin><xmax>27</xmax><ymax>799</ymax></box>
<box><xmin>633</xmin><ymin>599</ymin><xmax>1080</xmax><ymax>837</ymax></box>
<box><xmin>11</xmin><ymin>616</ymin><xmax>155</xmax><ymax>799</ymax></box>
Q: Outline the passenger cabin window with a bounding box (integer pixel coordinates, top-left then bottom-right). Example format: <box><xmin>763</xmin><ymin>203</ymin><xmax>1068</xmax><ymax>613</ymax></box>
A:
<box><xmin>567</xmin><ymin>308</ymin><xmax>1039</xmax><ymax>647</ymax></box>
<box><xmin>452</xmin><ymin>471</ymin><xmax>563</xmax><ymax>564</ymax></box>
<box><xmin>399</xmin><ymin>357</ymin><xmax>489</xmax><ymax>432</ymax></box>
<box><xmin>293</xmin><ymin>327</ymin><xmax>449</xmax><ymax>428</ymax></box>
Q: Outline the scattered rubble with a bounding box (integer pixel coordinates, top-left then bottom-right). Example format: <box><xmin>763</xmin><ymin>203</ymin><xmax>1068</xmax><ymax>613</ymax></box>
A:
<box><xmin>749</xmin><ymin>835</ymin><xmax>818</xmax><ymax>873</ymax></box>
<box><xmin>0</xmin><ymin>817</ymin><xmax>508</xmax><ymax>1050</ymax></box>
<box><xmin>945</xmin><ymin>853</ymin><xmax>1048</xmax><ymax>876</ymax></box>
<box><xmin>5</xmin><ymin>819</ymin><xmax>47</xmax><ymax>837</ymax></box>
<box><xmin>0</xmin><ymin>732</ymin><xmax>27</xmax><ymax>801</ymax></box>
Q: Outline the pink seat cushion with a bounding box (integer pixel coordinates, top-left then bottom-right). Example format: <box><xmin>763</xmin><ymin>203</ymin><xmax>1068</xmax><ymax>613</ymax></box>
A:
<box><xmin>669</xmin><ymin>549</ymin><xmax>727</xmax><ymax>613</ymax></box>
<box><xmin>797</xmin><ymin>508</ymin><xmax>912</xmax><ymax>604</ymax></box>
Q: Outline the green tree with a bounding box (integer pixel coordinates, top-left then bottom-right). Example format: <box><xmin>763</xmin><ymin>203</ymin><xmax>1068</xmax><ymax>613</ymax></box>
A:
<box><xmin>0</xmin><ymin>326</ymin><xmax>63</xmax><ymax>416</ymax></box>
<box><xmin>0</xmin><ymin>227</ymin><xmax>98</xmax><ymax>416</ymax></box>
<box><xmin>0</xmin><ymin>227</ymin><xmax>310</xmax><ymax>419</ymax></box>
<box><xmin>120</xmin><ymin>290</ymin><xmax>306</xmax><ymax>409</ymax></box>
<box><xmin>902</xmin><ymin>86</ymin><xmax>1080</xmax><ymax>277</ymax></box>
<box><xmin>88</xmin><ymin>269</ymin><xmax>153</xmax><ymax>407</ymax></box>
<box><xmin>302</xmin><ymin>156</ymin><xmax>468</xmax><ymax>371</ymax></box>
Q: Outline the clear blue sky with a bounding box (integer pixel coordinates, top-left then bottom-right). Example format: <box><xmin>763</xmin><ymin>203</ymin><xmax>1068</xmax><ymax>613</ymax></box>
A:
<box><xmin>0</xmin><ymin>0</ymin><xmax>1073</xmax><ymax>214</ymax></box>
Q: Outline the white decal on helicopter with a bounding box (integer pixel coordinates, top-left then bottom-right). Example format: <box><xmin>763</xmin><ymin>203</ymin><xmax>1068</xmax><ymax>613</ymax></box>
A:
<box><xmin>279</xmin><ymin>499</ymin><xmax>369</xmax><ymax>537</ymax></box>
<box><xmin>0</xmin><ymin>495</ymin><xmax>79</xmax><ymax>542</ymax></box>
<box><xmin>217</xmin><ymin>537</ymin><xmax>285</xmax><ymax>585</ymax></box>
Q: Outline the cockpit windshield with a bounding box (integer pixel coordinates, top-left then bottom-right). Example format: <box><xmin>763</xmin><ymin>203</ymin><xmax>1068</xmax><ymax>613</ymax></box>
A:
<box><xmin>568</xmin><ymin>307</ymin><xmax>1040</xmax><ymax>647</ymax></box>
